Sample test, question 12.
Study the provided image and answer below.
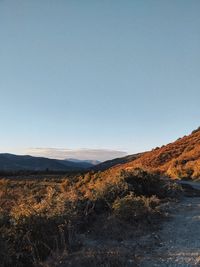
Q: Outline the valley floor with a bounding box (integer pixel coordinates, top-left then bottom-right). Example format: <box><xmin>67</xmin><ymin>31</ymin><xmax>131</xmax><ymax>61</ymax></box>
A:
<box><xmin>141</xmin><ymin>192</ymin><xmax>200</xmax><ymax>266</ymax></box>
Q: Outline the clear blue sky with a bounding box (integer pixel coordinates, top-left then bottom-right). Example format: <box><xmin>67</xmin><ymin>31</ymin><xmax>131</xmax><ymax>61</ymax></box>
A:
<box><xmin>0</xmin><ymin>0</ymin><xmax>200</xmax><ymax>160</ymax></box>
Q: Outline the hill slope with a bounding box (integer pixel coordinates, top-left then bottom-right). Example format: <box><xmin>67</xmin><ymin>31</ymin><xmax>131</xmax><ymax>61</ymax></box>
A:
<box><xmin>111</xmin><ymin>128</ymin><xmax>200</xmax><ymax>179</ymax></box>
<box><xmin>92</xmin><ymin>152</ymin><xmax>145</xmax><ymax>172</ymax></box>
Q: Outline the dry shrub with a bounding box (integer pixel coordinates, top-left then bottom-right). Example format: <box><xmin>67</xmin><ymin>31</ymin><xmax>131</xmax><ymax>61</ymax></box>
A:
<box><xmin>121</xmin><ymin>168</ymin><xmax>167</xmax><ymax>198</ymax></box>
<box><xmin>112</xmin><ymin>193</ymin><xmax>160</xmax><ymax>223</ymax></box>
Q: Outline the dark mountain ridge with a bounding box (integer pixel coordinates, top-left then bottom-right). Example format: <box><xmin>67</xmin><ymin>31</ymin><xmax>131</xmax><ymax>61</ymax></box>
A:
<box><xmin>92</xmin><ymin>152</ymin><xmax>145</xmax><ymax>172</ymax></box>
<box><xmin>0</xmin><ymin>153</ymin><xmax>93</xmax><ymax>172</ymax></box>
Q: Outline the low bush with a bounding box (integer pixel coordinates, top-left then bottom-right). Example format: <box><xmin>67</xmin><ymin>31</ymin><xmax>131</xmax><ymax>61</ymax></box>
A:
<box><xmin>112</xmin><ymin>193</ymin><xmax>160</xmax><ymax>223</ymax></box>
<box><xmin>120</xmin><ymin>168</ymin><xmax>167</xmax><ymax>198</ymax></box>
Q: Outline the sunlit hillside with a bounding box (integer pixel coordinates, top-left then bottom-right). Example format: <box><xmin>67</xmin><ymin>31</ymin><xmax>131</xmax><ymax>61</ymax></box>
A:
<box><xmin>102</xmin><ymin>128</ymin><xmax>200</xmax><ymax>180</ymax></box>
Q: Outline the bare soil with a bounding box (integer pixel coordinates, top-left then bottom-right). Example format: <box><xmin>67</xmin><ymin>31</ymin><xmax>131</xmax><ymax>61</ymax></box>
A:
<box><xmin>140</xmin><ymin>182</ymin><xmax>200</xmax><ymax>267</ymax></box>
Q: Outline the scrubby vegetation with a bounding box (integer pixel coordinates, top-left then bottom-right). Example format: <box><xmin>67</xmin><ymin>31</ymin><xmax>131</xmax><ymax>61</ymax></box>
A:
<box><xmin>0</xmin><ymin>169</ymin><xmax>182</xmax><ymax>267</ymax></box>
<box><xmin>109</xmin><ymin>129</ymin><xmax>200</xmax><ymax>180</ymax></box>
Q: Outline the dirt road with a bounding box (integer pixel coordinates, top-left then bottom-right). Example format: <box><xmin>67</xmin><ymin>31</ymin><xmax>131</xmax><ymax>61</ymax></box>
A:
<box><xmin>141</xmin><ymin>182</ymin><xmax>200</xmax><ymax>267</ymax></box>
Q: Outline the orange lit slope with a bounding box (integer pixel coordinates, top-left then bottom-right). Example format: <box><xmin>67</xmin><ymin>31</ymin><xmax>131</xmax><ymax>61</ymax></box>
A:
<box><xmin>110</xmin><ymin>128</ymin><xmax>200</xmax><ymax>179</ymax></box>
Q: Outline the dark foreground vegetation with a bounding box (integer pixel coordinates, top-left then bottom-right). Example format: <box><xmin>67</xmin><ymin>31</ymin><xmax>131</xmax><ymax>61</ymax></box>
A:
<box><xmin>0</xmin><ymin>169</ymin><xmax>182</xmax><ymax>267</ymax></box>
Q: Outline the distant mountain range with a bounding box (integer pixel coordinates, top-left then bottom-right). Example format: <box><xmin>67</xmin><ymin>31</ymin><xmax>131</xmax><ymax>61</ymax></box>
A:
<box><xmin>0</xmin><ymin>153</ymin><xmax>99</xmax><ymax>172</ymax></box>
<box><xmin>66</xmin><ymin>158</ymin><xmax>100</xmax><ymax>166</ymax></box>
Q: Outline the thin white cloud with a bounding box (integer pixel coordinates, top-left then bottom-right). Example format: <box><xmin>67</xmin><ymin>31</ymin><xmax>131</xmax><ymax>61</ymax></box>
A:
<box><xmin>24</xmin><ymin>148</ymin><xmax>127</xmax><ymax>161</ymax></box>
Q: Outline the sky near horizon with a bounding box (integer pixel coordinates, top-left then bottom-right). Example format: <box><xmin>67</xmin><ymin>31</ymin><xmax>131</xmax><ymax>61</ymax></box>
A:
<box><xmin>0</xmin><ymin>1</ymin><xmax>200</xmax><ymax>160</ymax></box>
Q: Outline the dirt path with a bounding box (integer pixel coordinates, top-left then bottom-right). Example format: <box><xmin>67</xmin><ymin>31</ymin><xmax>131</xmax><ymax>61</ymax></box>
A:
<box><xmin>141</xmin><ymin>195</ymin><xmax>200</xmax><ymax>267</ymax></box>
